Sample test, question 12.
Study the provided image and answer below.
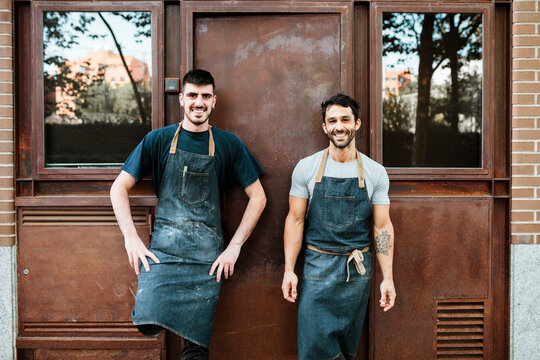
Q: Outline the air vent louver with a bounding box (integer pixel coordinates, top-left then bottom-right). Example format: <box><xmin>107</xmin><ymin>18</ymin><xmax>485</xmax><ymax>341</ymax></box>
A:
<box><xmin>21</xmin><ymin>209</ymin><xmax>148</xmax><ymax>226</ymax></box>
<box><xmin>436</xmin><ymin>301</ymin><xmax>485</xmax><ymax>359</ymax></box>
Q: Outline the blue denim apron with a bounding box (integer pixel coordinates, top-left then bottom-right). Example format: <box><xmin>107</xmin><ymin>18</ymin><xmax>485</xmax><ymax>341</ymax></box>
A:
<box><xmin>132</xmin><ymin>122</ymin><xmax>223</xmax><ymax>347</ymax></box>
<box><xmin>298</xmin><ymin>148</ymin><xmax>373</xmax><ymax>360</ymax></box>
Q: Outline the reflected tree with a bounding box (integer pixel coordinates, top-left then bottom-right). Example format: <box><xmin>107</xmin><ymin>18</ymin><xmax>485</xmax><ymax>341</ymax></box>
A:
<box><xmin>439</xmin><ymin>13</ymin><xmax>482</xmax><ymax>132</ymax></box>
<box><xmin>97</xmin><ymin>12</ymin><xmax>149</xmax><ymax>123</ymax></box>
<box><xmin>43</xmin><ymin>11</ymin><xmax>151</xmax><ymax>124</ymax></box>
<box><xmin>383</xmin><ymin>12</ymin><xmax>483</xmax><ymax>167</ymax></box>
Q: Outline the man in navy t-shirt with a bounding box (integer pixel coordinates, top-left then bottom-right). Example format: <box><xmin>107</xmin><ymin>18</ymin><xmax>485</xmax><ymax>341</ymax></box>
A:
<box><xmin>110</xmin><ymin>69</ymin><xmax>266</xmax><ymax>360</ymax></box>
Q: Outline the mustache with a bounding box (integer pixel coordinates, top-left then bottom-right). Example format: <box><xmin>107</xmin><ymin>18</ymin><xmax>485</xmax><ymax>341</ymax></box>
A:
<box><xmin>331</xmin><ymin>129</ymin><xmax>351</xmax><ymax>136</ymax></box>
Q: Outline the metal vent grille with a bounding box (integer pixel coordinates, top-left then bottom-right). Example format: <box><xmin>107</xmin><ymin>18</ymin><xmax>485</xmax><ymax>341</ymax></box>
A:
<box><xmin>21</xmin><ymin>209</ymin><xmax>149</xmax><ymax>226</ymax></box>
<box><xmin>436</xmin><ymin>301</ymin><xmax>484</xmax><ymax>359</ymax></box>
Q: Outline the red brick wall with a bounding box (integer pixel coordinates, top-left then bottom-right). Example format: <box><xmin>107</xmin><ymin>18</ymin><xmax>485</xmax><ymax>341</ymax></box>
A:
<box><xmin>0</xmin><ymin>0</ymin><xmax>13</xmax><ymax>247</ymax></box>
<box><xmin>512</xmin><ymin>1</ymin><xmax>540</xmax><ymax>244</ymax></box>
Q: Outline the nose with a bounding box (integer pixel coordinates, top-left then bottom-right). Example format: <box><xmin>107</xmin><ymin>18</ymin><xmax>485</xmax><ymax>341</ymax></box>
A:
<box><xmin>194</xmin><ymin>95</ymin><xmax>204</xmax><ymax>106</ymax></box>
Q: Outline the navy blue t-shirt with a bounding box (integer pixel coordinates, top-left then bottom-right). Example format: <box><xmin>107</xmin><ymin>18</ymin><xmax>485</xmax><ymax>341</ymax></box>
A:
<box><xmin>122</xmin><ymin>124</ymin><xmax>265</xmax><ymax>197</ymax></box>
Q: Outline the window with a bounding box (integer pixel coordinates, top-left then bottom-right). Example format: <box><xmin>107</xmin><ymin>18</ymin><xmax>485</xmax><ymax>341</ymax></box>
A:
<box><xmin>34</xmin><ymin>2</ymin><xmax>163</xmax><ymax>175</ymax></box>
<box><xmin>372</xmin><ymin>3</ymin><xmax>493</xmax><ymax>176</ymax></box>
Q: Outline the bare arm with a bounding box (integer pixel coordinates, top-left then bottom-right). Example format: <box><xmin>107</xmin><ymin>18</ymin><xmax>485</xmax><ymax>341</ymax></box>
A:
<box><xmin>373</xmin><ymin>204</ymin><xmax>396</xmax><ymax>311</ymax></box>
<box><xmin>210</xmin><ymin>179</ymin><xmax>266</xmax><ymax>282</ymax></box>
<box><xmin>110</xmin><ymin>170</ymin><xmax>159</xmax><ymax>275</ymax></box>
<box><xmin>281</xmin><ymin>196</ymin><xmax>308</xmax><ymax>303</ymax></box>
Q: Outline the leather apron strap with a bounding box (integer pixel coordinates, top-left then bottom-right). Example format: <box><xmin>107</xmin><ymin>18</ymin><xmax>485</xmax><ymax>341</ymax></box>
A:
<box><xmin>315</xmin><ymin>148</ymin><xmax>365</xmax><ymax>188</ymax></box>
<box><xmin>169</xmin><ymin>121</ymin><xmax>215</xmax><ymax>156</ymax></box>
<box><xmin>307</xmin><ymin>244</ymin><xmax>370</xmax><ymax>282</ymax></box>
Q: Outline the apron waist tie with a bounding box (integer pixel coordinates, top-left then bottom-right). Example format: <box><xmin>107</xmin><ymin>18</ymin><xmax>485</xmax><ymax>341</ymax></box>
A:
<box><xmin>306</xmin><ymin>244</ymin><xmax>369</xmax><ymax>282</ymax></box>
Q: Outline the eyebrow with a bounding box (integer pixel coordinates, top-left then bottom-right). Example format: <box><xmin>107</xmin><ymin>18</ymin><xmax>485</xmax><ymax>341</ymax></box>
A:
<box><xmin>186</xmin><ymin>92</ymin><xmax>214</xmax><ymax>97</ymax></box>
<box><xmin>327</xmin><ymin>115</ymin><xmax>352</xmax><ymax>120</ymax></box>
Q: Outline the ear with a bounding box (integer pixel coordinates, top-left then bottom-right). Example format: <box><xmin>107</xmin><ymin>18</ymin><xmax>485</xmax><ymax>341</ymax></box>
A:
<box><xmin>355</xmin><ymin>118</ymin><xmax>361</xmax><ymax>131</ymax></box>
<box><xmin>178</xmin><ymin>93</ymin><xmax>184</xmax><ymax>107</ymax></box>
<box><xmin>322</xmin><ymin>122</ymin><xmax>328</xmax><ymax>134</ymax></box>
<box><xmin>212</xmin><ymin>94</ymin><xmax>216</xmax><ymax>109</ymax></box>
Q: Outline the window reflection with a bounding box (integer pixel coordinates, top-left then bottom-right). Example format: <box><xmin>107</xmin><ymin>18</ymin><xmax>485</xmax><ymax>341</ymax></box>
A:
<box><xmin>382</xmin><ymin>13</ymin><xmax>483</xmax><ymax>168</ymax></box>
<box><xmin>43</xmin><ymin>11</ymin><xmax>152</xmax><ymax>167</ymax></box>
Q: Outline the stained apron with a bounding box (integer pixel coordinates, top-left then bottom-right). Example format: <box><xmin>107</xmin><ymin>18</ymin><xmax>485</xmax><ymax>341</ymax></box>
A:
<box><xmin>298</xmin><ymin>148</ymin><xmax>373</xmax><ymax>360</ymax></box>
<box><xmin>132</xmin><ymin>122</ymin><xmax>223</xmax><ymax>347</ymax></box>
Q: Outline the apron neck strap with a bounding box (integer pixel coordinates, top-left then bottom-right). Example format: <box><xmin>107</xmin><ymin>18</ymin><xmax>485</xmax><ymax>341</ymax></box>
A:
<box><xmin>169</xmin><ymin>121</ymin><xmax>215</xmax><ymax>156</ymax></box>
<box><xmin>356</xmin><ymin>150</ymin><xmax>365</xmax><ymax>189</ymax></box>
<box><xmin>315</xmin><ymin>147</ymin><xmax>365</xmax><ymax>188</ymax></box>
<box><xmin>315</xmin><ymin>148</ymin><xmax>329</xmax><ymax>183</ymax></box>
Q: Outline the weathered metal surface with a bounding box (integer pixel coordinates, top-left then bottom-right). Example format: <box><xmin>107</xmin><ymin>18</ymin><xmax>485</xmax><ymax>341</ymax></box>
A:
<box><xmin>33</xmin><ymin>349</ymin><xmax>162</xmax><ymax>360</ymax></box>
<box><xmin>372</xmin><ymin>198</ymin><xmax>492</xmax><ymax>358</ymax></box>
<box><xmin>389</xmin><ymin>180</ymin><xmax>492</xmax><ymax>197</ymax></box>
<box><xmin>190</xmin><ymin>8</ymin><xmax>349</xmax><ymax>359</ymax></box>
<box><xmin>17</xmin><ymin>210</ymin><xmax>150</xmax><ymax>329</ymax></box>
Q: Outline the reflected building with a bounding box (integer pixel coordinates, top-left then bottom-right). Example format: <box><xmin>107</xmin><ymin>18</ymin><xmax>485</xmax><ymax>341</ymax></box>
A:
<box><xmin>383</xmin><ymin>70</ymin><xmax>412</xmax><ymax>97</ymax></box>
<box><xmin>50</xmin><ymin>50</ymin><xmax>149</xmax><ymax>124</ymax></box>
<box><xmin>74</xmin><ymin>50</ymin><xmax>150</xmax><ymax>90</ymax></box>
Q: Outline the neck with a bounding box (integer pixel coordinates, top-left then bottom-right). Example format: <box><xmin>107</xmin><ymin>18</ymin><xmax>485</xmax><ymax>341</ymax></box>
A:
<box><xmin>181</xmin><ymin>118</ymin><xmax>209</xmax><ymax>132</ymax></box>
<box><xmin>328</xmin><ymin>142</ymin><xmax>357</xmax><ymax>163</ymax></box>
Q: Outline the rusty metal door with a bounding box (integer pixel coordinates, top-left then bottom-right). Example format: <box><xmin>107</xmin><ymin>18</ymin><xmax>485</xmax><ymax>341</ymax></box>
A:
<box><xmin>180</xmin><ymin>3</ymin><xmax>355</xmax><ymax>359</ymax></box>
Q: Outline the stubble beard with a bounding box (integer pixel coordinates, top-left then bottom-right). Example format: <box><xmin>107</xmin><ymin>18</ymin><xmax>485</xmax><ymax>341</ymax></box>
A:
<box><xmin>185</xmin><ymin>106</ymin><xmax>212</xmax><ymax>126</ymax></box>
<box><xmin>328</xmin><ymin>129</ymin><xmax>356</xmax><ymax>149</ymax></box>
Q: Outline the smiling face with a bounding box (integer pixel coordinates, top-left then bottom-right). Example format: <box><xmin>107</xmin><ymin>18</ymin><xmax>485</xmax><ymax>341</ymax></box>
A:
<box><xmin>322</xmin><ymin>105</ymin><xmax>360</xmax><ymax>149</ymax></box>
<box><xmin>179</xmin><ymin>83</ymin><xmax>216</xmax><ymax>126</ymax></box>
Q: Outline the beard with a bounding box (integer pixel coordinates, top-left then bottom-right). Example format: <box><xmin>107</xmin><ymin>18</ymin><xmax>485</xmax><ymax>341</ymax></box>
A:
<box><xmin>185</xmin><ymin>106</ymin><xmax>212</xmax><ymax>125</ymax></box>
<box><xmin>327</xmin><ymin>128</ymin><xmax>356</xmax><ymax>148</ymax></box>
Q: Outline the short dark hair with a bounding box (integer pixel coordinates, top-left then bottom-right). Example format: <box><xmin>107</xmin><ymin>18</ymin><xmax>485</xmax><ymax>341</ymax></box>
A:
<box><xmin>321</xmin><ymin>93</ymin><xmax>359</xmax><ymax>123</ymax></box>
<box><xmin>182</xmin><ymin>69</ymin><xmax>215</xmax><ymax>91</ymax></box>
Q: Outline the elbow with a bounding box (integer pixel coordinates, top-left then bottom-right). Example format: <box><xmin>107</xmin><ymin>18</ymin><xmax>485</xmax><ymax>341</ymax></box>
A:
<box><xmin>110</xmin><ymin>178</ymin><xmax>126</xmax><ymax>202</ymax></box>
<box><xmin>258</xmin><ymin>190</ymin><xmax>267</xmax><ymax>211</ymax></box>
<box><xmin>109</xmin><ymin>180</ymin><xmax>118</xmax><ymax>200</ymax></box>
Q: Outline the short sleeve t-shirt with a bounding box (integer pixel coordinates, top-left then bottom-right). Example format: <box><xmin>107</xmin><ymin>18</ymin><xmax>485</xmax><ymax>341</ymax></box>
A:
<box><xmin>122</xmin><ymin>123</ymin><xmax>265</xmax><ymax>197</ymax></box>
<box><xmin>289</xmin><ymin>150</ymin><xmax>390</xmax><ymax>207</ymax></box>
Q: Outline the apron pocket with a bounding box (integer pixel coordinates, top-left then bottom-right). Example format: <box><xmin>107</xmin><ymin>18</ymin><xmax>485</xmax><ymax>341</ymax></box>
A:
<box><xmin>324</xmin><ymin>195</ymin><xmax>355</xmax><ymax>228</ymax></box>
<box><xmin>178</xmin><ymin>170</ymin><xmax>209</xmax><ymax>204</ymax></box>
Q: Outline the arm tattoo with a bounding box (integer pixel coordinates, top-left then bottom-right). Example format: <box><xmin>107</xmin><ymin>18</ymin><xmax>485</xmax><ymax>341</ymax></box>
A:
<box><xmin>375</xmin><ymin>230</ymin><xmax>392</xmax><ymax>255</ymax></box>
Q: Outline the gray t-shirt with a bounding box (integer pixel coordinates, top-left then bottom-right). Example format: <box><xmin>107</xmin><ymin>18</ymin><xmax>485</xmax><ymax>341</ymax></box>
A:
<box><xmin>289</xmin><ymin>150</ymin><xmax>390</xmax><ymax>206</ymax></box>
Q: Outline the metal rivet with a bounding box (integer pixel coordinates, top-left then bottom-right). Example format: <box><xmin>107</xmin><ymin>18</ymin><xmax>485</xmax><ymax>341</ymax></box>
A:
<box><xmin>23</xmin><ymin>269</ymin><xmax>29</xmax><ymax>275</ymax></box>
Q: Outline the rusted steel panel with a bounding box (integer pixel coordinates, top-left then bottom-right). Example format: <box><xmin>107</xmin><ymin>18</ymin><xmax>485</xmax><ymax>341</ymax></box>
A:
<box><xmin>18</xmin><ymin>211</ymin><xmax>150</xmax><ymax>328</ymax></box>
<box><xmin>494</xmin><ymin>3</ymin><xmax>511</xmax><ymax>179</ymax></box>
<box><xmin>389</xmin><ymin>180</ymin><xmax>492</xmax><ymax>197</ymax></box>
<box><xmin>34</xmin><ymin>349</ymin><xmax>162</xmax><ymax>360</ymax></box>
<box><xmin>491</xmin><ymin>198</ymin><xmax>510</xmax><ymax>359</ymax></box>
<box><xmin>372</xmin><ymin>198</ymin><xmax>492</xmax><ymax>358</ymax></box>
<box><xmin>15</xmin><ymin>2</ymin><xmax>33</xmax><ymax>179</ymax></box>
<box><xmin>33</xmin><ymin>180</ymin><xmax>154</xmax><ymax>197</ymax></box>
<box><xmin>165</xmin><ymin>3</ymin><xmax>182</xmax><ymax>127</ymax></box>
<box><xmin>354</xmin><ymin>3</ymin><xmax>370</xmax><ymax>156</ymax></box>
<box><xmin>190</xmin><ymin>10</ymin><xmax>349</xmax><ymax>358</ymax></box>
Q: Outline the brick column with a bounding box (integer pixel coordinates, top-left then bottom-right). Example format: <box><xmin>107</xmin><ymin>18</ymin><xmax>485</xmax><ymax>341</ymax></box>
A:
<box><xmin>512</xmin><ymin>0</ymin><xmax>540</xmax><ymax>244</ymax></box>
<box><xmin>511</xmin><ymin>1</ymin><xmax>540</xmax><ymax>358</ymax></box>
<box><xmin>0</xmin><ymin>0</ymin><xmax>13</xmax><ymax>246</ymax></box>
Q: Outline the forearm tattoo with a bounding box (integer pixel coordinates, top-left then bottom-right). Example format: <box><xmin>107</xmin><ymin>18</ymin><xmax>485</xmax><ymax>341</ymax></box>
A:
<box><xmin>375</xmin><ymin>230</ymin><xmax>392</xmax><ymax>255</ymax></box>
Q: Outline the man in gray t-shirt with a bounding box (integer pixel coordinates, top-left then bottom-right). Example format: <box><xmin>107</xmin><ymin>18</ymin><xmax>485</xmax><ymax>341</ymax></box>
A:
<box><xmin>289</xmin><ymin>149</ymin><xmax>390</xmax><ymax>207</ymax></box>
<box><xmin>281</xmin><ymin>94</ymin><xmax>396</xmax><ymax>360</ymax></box>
